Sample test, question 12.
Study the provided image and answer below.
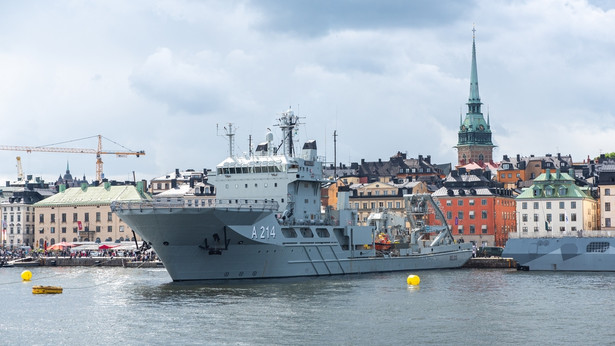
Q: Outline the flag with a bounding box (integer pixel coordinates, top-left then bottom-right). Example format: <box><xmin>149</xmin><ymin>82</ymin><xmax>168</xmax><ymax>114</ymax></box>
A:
<box><xmin>77</xmin><ymin>221</ymin><xmax>82</xmax><ymax>230</ymax></box>
<box><xmin>545</xmin><ymin>221</ymin><xmax>549</xmax><ymax>231</ymax></box>
<box><xmin>565</xmin><ymin>213</ymin><xmax>569</xmax><ymax>224</ymax></box>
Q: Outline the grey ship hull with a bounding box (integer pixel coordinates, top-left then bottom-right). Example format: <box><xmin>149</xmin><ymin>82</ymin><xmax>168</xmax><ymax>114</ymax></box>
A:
<box><xmin>116</xmin><ymin>206</ymin><xmax>472</xmax><ymax>281</ymax></box>
<box><xmin>503</xmin><ymin>237</ymin><xmax>615</xmax><ymax>271</ymax></box>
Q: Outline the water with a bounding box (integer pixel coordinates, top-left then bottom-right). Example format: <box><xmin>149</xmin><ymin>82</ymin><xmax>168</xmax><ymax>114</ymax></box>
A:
<box><xmin>1</xmin><ymin>267</ymin><xmax>615</xmax><ymax>345</ymax></box>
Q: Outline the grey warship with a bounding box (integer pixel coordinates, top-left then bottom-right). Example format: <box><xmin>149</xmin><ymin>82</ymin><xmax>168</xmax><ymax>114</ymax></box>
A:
<box><xmin>112</xmin><ymin>109</ymin><xmax>472</xmax><ymax>281</ymax></box>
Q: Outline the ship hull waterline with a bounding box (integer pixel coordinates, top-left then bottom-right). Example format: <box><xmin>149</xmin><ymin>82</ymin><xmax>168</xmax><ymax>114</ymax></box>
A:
<box><xmin>117</xmin><ymin>207</ymin><xmax>473</xmax><ymax>282</ymax></box>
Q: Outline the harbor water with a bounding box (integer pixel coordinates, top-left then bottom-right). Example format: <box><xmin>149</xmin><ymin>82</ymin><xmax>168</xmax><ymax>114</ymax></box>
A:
<box><xmin>2</xmin><ymin>267</ymin><xmax>615</xmax><ymax>345</ymax></box>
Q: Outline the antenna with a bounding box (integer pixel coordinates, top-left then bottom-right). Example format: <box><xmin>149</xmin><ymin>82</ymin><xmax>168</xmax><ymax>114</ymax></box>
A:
<box><xmin>333</xmin><ymin>130</ymin><xmax>338</xmax><ymax>181</ymax></box>
<box><xmin>220</xmin><ymin>123</ymin><xmax>235</xmax><ymax>157</ymax></box>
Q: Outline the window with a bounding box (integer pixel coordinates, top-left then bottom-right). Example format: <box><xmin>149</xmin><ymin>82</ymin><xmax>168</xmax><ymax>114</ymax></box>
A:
<box><xmin>522</xmin><ymin>226</ymin><xmax>528</xmax><ymax>232</ymax></box>
<box><xmin>458</xmin><ymin>200</ymin><xmax>463</xmax><ymax>206</ymax></box>
<box><xmin>108</xmin><ymin>226</ymin><xmax>113</xmax><ymax>232</ymax></box>
<box><xmin>533</xmin><ymin>226</ymin><xmax>539</xmax><ymax>232</ymax></box>
<box><xmin>96</xmin><ymin>226</ymin><xmax>101</xmax><ymax>232</ymax></box>
<box><xmin>469</xmin><ymin>211</ymin><xmax>475</xmax><ymax>219</ymax></box>
<box><xmin>546</xmin><ymin>214</ymin><xmax>552</xmax><ymax>222</ymax></box>
<box><xmin>522</xmin><ymin>214</ymin><xmax>528</xmax><ymax>222</ymax></box>
<box><xmin>457</xmin><ymin>211</ymin><xmax>464</xmax><ymax>220</ymax></box>
<box><xmin>607</xmin><ymin>218</ymin><xmax>612</xmax><ymax>228</ymax></box>
<box><xmin>481</xmin><ymin>199</ymin><xmax>487</xmax><ymax>205</ymax></box>
<box><xmin>534</xmin><ymin>202</ymin><xmax>539</xmax><ymax>209</ymax></box>
<box><xmin>546</xmin><ymin>202</ymin><xmax>551</xmax><ymax>209</ymax></box>
<box><xmin>606</xmin><ymin>188</ymin><xmax>611</xmax><ymax>196</ymax></box>
<box><xmin>606</xmin><ymin>202</ymin><xmax>611</xmax><ymax>212</ymax></box>
<box><xmin>96</xmin><ymin>212</ymin><xmax>101</xmax><ymax>222</ymax></box>
<box><xmin>522</xmin><ymin>202</ymin><xmax>528</xmax><ymax>209</ymax></box>
<box><xmin>84</xmin><ymin>213</ymin><xmax>89</xmax><ymax>222</ymax></box>
<box><xmin>482</xmin><ymin>211</ymin><xmax>488</xmax><ymax>219</ymax></box>
<box><xmin>481</xmin><ymin>225</ymin><xmax>487</xmax><ymax>234</ymax></box>
<box><xmin>73</xmin><ymin>213</ymin><xmax>78</xmax><ymax>222</ymax></box>
<box><xmin>571</xmin><ymin>213</ymin><xmax>577</xmax><ymax>222</ymax></box>
<box><xmin>571</xmin><ymin>201</ymin><xmax>577</xmax><ymax>209</ymax></box>
<box><xmin>61</xmin><ymin>213</ymin><xmax>66</xmax><ymax>223</ymax></box>
<box><xmin>50</xmin><ymin>227</ymin><xmax>55</xmax><ymax>234</ymax></box>
<box><xmin>51</xmin><ymin>214</ymin><xmax>55</xmax><ymax>223</ymax></box>
<box><xmin>559</xmin><ymin>214</ymin><xmax>565</xmax><ymax>222</ymax></box>
<box><xmin>446</xmin><ymin>200</ymin><xmax>452</xmax><ymax>206</ymax></box>
<box><xmin>534</xmin><ymin>214</ymin><xmax>539</xmax><ymax>222</ymax></box>
<box><xmin>107</xmin><ymin>212</ymin><xmax>113</xmax><ymax>221</ymax></box>
<box><xmin>470</xmin><ymin>225</ymin><xmax>475</xmax><ymax>234</ymax></box>
<box><xmin>559</xmin><ymin>202</ymin><xmax>565</xmax><ymax>209</ymax></box>
<box><xmin>73</xmin><ymin>227</ymin><xmax>78</xmax><ymax>233</ymax></box>
<box><xmin>39</xmin><ymin>214</ymin><xmax>44</xmax><ymax>223</ymax></box>
<box><xmin>458</xmin><ymin>225</ymin><xmax>464</xmax><ymax>234</ymax></box>
<box><xmin>447</xmin><ymin>211</ymin><xmax>452</xmax><ymax>219</ymax></box>
<box><xmin>469</xmin><ymin>199</ymin><xmax>475</xmax><ymax>206</ymax></box>
<box><xmin>560</xmin><ymin>226</ymin><xmax>566</xmax><ymax>232</ymax></box>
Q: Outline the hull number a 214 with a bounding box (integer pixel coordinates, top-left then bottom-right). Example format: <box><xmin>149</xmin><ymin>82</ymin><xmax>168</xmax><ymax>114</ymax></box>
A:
<box><xmin>252</xmin><ymin>226</ymin><xmax>276</xmax><ymax>239</ymax></box>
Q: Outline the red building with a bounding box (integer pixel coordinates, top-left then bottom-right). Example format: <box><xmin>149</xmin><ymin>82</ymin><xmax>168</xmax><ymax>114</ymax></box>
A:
<box><xmin>432</xmin><ymin>169</ymin><xmax>516</xmax><ymax>247</ymax></box>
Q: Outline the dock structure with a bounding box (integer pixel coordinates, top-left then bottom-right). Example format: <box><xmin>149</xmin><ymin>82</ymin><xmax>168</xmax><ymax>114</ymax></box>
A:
<box><xmin>463</xmin><ymin>257</ymin><xmax>517</xmax><ymax>269</ymax></box>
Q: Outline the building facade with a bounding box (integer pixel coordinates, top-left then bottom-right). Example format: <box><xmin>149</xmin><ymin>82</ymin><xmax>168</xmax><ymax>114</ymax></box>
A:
<box><xmin>433</xmin><ymin>169</ymin><xmax>516</xmax><ymax>247</ymax></box>
<box><xmin>33</xmin><ymin>182</ymin><xmax>150</xmax><ymax>247</ymax></box>
<box><xmin>516</xmin><ymin>169</ymin><xmax>599</xmax><ymax>237</ymax></box>
<box><xmin>598</xmin><ymin>167</ymin><xmax>615</xmax><ymax>230</ymax></box>
<box><xmin>349</xmin><ymin>180</ymin><xmax>428</xmax><ymax>225</ymax></box>
<box><xmin>455</xmin><ymin>28</ymin><xmax>494</xmax><ymax>166</ymax></box>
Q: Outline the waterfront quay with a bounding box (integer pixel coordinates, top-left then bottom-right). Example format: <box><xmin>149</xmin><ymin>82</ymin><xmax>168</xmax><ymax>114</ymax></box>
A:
<box><xmin>7</xmin><ymin>255</ymin><xmax>510</xmax><ymax>269</ymax></box>
<box><xmin>8</xmin><ymin>256</ymin><xmax>163</xmax><ymax>268</ymax></box>
<box><xmin>463</xmin><ymin>257</ymin><xmax>517</xmax><ymax>269</ymax></box>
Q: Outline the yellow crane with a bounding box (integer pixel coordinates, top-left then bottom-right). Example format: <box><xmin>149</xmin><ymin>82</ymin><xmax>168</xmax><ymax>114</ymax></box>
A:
<box><xmin>0</xmin><ymin>135</ymin><xmax>145</xmax><ymax>182</ymax></box>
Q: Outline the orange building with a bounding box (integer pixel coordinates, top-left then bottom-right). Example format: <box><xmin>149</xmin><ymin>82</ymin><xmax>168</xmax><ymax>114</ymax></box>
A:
<box><xmin>433</xmin><ymin>169</ymin><xmax>516</xmax><ymax>247</ymax></box>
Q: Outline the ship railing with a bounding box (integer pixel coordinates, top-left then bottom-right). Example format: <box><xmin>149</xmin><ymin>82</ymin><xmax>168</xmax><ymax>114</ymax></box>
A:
<box><xmin>111</xmin><ymin>199</ymin><xmax>279</xmax><ymax>212</ymax></box>
<box><xmin>507</xmin><ymin>230</ymin><xmax>615</xmax><ymax>239</ymax></box>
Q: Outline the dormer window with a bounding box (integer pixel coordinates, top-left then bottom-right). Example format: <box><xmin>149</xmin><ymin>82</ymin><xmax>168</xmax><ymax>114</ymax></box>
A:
<box><xmin>545</xmin><ymin>185</ymin><xmax>554</xmax><ymax>196</ymax></box>
<box><xmin>559</xmin><ymin>186</ymin><xmax>567</xmax><ymax>196</ymax></box>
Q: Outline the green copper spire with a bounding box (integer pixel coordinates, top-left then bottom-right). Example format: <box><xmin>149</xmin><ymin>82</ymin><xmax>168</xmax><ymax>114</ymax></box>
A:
<box><xmin>469</xmin><ymin>25</ymin><xmax>480</xmax><ymax>104</ymax></box>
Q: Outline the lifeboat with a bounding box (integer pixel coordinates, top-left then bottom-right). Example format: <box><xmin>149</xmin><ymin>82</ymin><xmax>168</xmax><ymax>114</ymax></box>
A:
<box><xmin>375</xmin><ymin>233</ymin><xmax>392</xmax><ymax>251</ymax></box>
<box><xmin>32</xmin><ymin>286</ymin><xmax>63</xmax><ymax>294</ymax></box>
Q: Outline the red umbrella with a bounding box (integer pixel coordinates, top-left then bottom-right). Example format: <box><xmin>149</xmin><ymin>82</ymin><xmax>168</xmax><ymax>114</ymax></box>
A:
<box><xmin>99</xmin><ymin>244</ymin><xmax>119</xmax><ymax>250</ymax></box>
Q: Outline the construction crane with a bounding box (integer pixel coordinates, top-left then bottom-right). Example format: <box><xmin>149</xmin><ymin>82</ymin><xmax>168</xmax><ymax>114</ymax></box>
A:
<box><xmin>0</xmin><ymin>135</ymin><xmax>145</xmax><ymax>182</ymax></box>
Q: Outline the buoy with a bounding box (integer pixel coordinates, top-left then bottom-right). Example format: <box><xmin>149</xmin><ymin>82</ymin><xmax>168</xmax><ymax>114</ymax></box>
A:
<box><xmin>407</xmin><ymin>274</ymin><xmax>420</xmax><ymax>286</ymax></box>
<box><xmin>21</xmin><ymin>270</ymin><xmax>33</xmax><ymax>281</ymax></box>
<box><xmin>32</xmin><ymin>286</ymin><xmax>63</xmax><ymax>294</ymax></box>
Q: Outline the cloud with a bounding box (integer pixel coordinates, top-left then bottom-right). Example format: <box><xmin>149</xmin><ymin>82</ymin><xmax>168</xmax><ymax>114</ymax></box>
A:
<box><xmin>130</xmin><ymin>48</ymin><xmax>232</xmax><ymax>114</ymax></box>
<box><xmin>252</xmin><ymin>0</ymin><xmax>472</xmax><ymax>37</ymax></box>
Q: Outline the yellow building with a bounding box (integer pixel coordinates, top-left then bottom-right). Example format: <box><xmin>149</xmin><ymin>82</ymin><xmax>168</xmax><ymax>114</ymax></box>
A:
<box><xmin>350</xmin><ymin>180</ymin><xmax>428</xmax><ymax>224</ymax></box>
<box><xmin>33</xmin><ymin>182</ymin><xmax>150</xmax><ymax>248</ymax></box>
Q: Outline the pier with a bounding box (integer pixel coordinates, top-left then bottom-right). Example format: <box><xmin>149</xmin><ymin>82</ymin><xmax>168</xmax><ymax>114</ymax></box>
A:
<box><xmin>463</xmin><ymin>257</ymin><xmax>517</xmax><ymax>269</ymax></box>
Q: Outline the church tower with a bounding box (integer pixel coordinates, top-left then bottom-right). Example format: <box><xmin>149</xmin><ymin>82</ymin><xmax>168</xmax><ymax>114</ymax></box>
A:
<box><xmin>455</xmin><ymin>27</ymin><xmax>494</xmax><ymax>166</ymax></box>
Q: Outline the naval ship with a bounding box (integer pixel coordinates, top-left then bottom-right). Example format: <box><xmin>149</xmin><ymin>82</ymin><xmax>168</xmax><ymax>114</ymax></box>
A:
<box><xmin>503</xmin><ymin>232</ymin><xmax>615</xmax><ymax>271</ymax></box>
<box><xmin>112</xmin><ymin>109</ymin><xmax>472</xmax><ymax>281</ymax></box>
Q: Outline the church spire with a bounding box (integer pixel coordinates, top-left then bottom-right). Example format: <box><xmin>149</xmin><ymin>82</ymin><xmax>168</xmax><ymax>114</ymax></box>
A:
<box><xmin>468</xmin><ymin>24</ymin><xmax>480</xmax><ymax>105</ymax></box>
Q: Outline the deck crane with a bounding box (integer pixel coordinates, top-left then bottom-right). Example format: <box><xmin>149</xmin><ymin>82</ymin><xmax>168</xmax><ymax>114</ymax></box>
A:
<box><xmin>0</xmin><ymin>135</ymin><xmax>145</xmax><ymax>182</ymax></box>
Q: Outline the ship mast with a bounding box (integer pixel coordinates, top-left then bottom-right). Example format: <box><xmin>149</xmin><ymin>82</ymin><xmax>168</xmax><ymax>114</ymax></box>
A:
<box><xmin>275</xmin><ymin>108</ymin><xmax>301</xmax><ymax>157</ymax></box>
<box><xmin>223</xmin><ymin>123</ymin><xmax>235</xmax><ymax>157</ymax></box>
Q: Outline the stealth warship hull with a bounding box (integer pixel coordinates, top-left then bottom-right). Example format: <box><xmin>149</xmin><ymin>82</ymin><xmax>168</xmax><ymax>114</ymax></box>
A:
<box><xmin>503</xmin><ymin>236</ymin><xmax>615</xmax><ymax>271</ymax></box>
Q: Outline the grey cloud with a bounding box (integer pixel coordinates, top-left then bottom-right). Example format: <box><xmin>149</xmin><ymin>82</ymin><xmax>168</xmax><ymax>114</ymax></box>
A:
<box><xmin>251</xmin><ymin>0</ymin><xmax>472</xmax><ymax>37</ymax></box>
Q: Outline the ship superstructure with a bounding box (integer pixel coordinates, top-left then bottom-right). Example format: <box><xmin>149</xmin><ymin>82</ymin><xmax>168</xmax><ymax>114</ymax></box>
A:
<box><xmin>112</xmin><ymin>109</ymin><xmax>472</xmax><ymax>281</ymax></box>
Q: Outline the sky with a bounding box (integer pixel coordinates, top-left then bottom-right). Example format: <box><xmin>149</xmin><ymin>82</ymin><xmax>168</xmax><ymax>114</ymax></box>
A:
<box><xmin>1</xmin><ymin>0</ymin><xmax>615</xmax><ymax>184</ymax></box>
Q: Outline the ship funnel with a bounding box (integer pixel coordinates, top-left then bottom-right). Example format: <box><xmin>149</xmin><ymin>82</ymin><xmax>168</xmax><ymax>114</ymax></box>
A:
<box><xmin>302</xmin><ymin>140</ymin><xmax>317</xmax><ymax>161</ymax></box>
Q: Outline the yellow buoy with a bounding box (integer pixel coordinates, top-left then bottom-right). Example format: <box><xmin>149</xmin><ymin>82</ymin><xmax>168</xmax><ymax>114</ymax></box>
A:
<box><xmin>407</xmin><ymin>274</ymin><xmax>420</xmax><ymax>286</ymax></box>
<box><xmin>21</xmin><ymin>270</ymin><xmax>33</xmax><ymax>281</ymax></box>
